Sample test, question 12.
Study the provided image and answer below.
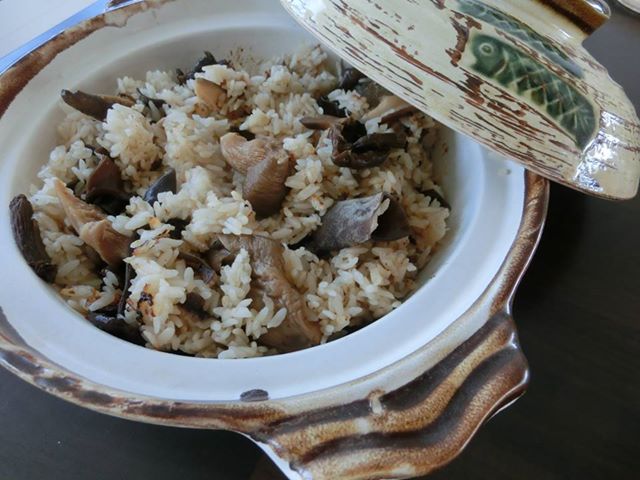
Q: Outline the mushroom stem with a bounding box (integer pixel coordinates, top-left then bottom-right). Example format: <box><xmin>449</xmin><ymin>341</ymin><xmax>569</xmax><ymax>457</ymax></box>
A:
<box><xmin>194</xmin><ymin>78</ymin><xmax>226</xmax><ymax>112</ymax></box>
<box><xmin>61</xmin><ymin>90</ymin><xmax>135</xmax><ymax>121</ymax></box>
<box><xmin>299</xmin><ymin>115</ymin><xmax>346</xmax><ymax>130</ymax></box>
<box><xmin>220</xmin><ymin>133</ymin><xmax>269</xmax><ymax>174</ymax></box>
<box><xmin>85</xmin><ymin>157</ymin><xmax>130</xmax><ymax>215</ymax></box>
<box><xmin>220</xmin><ymin>134</ymin><xmax>292</xmax><ymax>217</ymax></box>
<box><xmin>216</xmin><ymin>235</ymin><xmax>323</xmax><ymax>352</ymax></box>
<box><xmin>9</xmin><ymin>195</ymin><xmax>57</xmax><ymax>282</ymax></box>
<box><xmin>53</xmin><ymin>179</ymin><xmax>130</xmax><ymax>267</ymax></box>
<box><xmin>361</xmin><ymin>95</ymin><xmax>417</xmax><ymax>123</ymax></box>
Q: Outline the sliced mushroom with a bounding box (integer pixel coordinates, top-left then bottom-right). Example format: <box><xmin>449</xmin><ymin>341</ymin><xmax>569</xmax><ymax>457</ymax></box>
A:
<box><xmin>205</xmin><ymin>241</ymin><xmax>235</xmax><ymax>271</ymax></box>
<box><xmin>144</xmin><ymin>169</ymin><xmax>177</xmax><ymax>205</ymax></box>
<box><xmin>85</xmin><ymin>157</ymin><xmax>130</xmax><ymax>215</ymax></box>
<box><xmin>183</xmin><ymin>292</ymin><xmax>207</xmax><ymax>316</ymax></box>
<box><xmin>216</xmin><ymin>234</ymin><xmax>322</xmax><ymax>352</ymax></box>
<box><xmin>61</xmin><ymin>90</ymin><xmax>135</xmax><ymax>121</ymax></box>
<box><xmin>354</xmin><ymin>79</ymin><xmax>390</xmax><ymax>107</ymax></box>
<box><xmin>117</xmin><ymin>259</ymin><xmax>134</xmax><ymax>318</ymax></box>
<box><xmin>422</xmin><ymin>189</ymin><xmax>450</xmax><ymax>210</ymax></box>
<box><xmin>244</xmin><ymin>151</ymin><xmax>292</xmax><ymax>218</ymax></box>
<box><xmin>330</xmin><ymin>120</ymin><xmax>404</xmax><ymax>169</ymax></box>
<box><xmin>194</xmin><ymin>78</ymin><xmax>226</xmax><ymax>111</ymax></box>
<box><xmin>10</xmin><ymin>195</ymin><xmax>57</xmax><ymax>282</ymax></box>
<box><xmin>299</xmin><ymin>115</ymin><xmax>345</xmax><ymax>130</ymax></box>
<box><xmin>229</xmin><ymin>126</ymin><xmax>255</xmax><ymax>141</ymax></box>
<box><xmin>167</xmin><ymin>218</ymin><xmax>189</xmax><ymax>240</ymax></box>
<box><xmin>361</xmin><ymin>95</ymin><xmax>417</xmax><ymax>123</ymax></box>
<box><xmin>338</xmin><ymin>67</ymin><xmax>364</xmax><ymax>91</ymax></box>
<box><xmin>351</xmin><ymin>132</ymin><xmax>407</xmax><ymax>151</ymax></box>
<box><xmin>220</xmin><ymin>134</ymin><xmax>292</xmax><ymax>217</ymax></box>
<box><xmin>53</xmin><ymin>179</ymin><xmax>131</xmax><ymax>267</ymax></box>
<box><xmin>220</xmin><ymin>133</ymin><xmax>269</xmax><ymax>174</ymax></box>
<box><xmin>87</xmin><ymin>305</ymin><xmax>144</xmax><ymax>345</ymax></box>
<box><xmin>311</xmin><ymin>193</ymin><xmax>410</xmax><ymax>251</ymax></box>
<box><xmin>177</xmin><ymin>51</ymin><xmax>225</xmax><ymax>84</ymax></box>
<box><xmin>136</xmin><ymin>88</ymin><xmax>165</xmax><ymax>110</ymax></box>
<box><xmin>379</xmin><ymin>105</ymin><xmax>419</xmax><ymax>125</ymax></box>
<box><xmin>178</xmin><ymin>252</ymin><xmax>216</xmax><ymax>287</ymax></box>
<box><xmin>137</xmin><ymin>88</ymin><xmax>166</xmax><ymax>122</ymax></box>
<box><xmin>317</xmin><ymin>95</ymin><xmax>347</xmax><ymax>118</ymax></box>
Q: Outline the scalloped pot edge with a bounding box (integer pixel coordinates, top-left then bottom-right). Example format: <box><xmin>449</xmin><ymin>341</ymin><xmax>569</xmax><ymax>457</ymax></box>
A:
<box><xmin>0</xmin><ymin>1</ymin><xmax>549</xmax><ymax>479</ymax></box>
<box><xmin>281</xmin><ymin>0</ymin><xmax>640</xmax><ymax>200</ymax></box>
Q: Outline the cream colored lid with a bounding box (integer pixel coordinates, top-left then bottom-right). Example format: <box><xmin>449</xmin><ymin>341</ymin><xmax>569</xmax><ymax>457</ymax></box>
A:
<box><xmin>281</xmin><ymin>0</ymin><xmax>640</xmax><ymax>200</ymax></box>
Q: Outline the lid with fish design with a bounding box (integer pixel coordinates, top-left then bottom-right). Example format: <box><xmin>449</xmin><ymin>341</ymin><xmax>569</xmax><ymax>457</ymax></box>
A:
<box><xmin>281</xmin><ymin>0</ymin><xmax>640</xmax><ymax>199</ymax></box>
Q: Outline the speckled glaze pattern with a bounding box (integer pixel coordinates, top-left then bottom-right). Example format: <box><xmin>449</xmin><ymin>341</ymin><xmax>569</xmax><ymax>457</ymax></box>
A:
<box><xmin>281</xmin><ymin>0</ymin><xmax>640</xmax><ymax>200</ymax></box>
<box><xmin>0</xmin><ymin>1</ymin><xmax>551</xmax><ymax>479</ymax></box>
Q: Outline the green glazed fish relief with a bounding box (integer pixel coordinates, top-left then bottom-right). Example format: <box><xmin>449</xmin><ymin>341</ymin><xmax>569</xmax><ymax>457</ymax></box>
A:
<box><xmin>458</xmin><ymin>0</ymin><xmax>583</xmax><ymax>77</ymax></box>
<box><xmin>468</xmin><ymin>34</ymin><xmax>596</xmax><ymax>149</ymax></box>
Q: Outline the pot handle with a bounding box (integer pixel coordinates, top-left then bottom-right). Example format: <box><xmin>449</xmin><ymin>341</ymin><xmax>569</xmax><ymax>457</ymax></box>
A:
<box><xmin>542</xmin><ymin>0</ymin><xmax>611</xmax><ymax>36</ymax></box>
<box><xmin>246</xmin><ymin>174</ymin><xmax>548</xmax><ymax>480</ymax></box>
<box><xmin>248</xmin><ymin>310</ymin><xmax>528</xmax><ymax>480</ymax></box>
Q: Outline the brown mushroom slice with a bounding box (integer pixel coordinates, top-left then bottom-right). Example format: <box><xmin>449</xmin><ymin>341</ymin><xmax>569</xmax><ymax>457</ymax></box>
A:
<box><xmin>9</xmin><ymin>195</ymin><xmax>57</xmax><ymax>282</ymax></box>
<box><xmin>53</xmin><ymin>179</ymin><xmax>131</xmax><ymax>267</ymax></box>
<box><xmin>137</xmin><ymin>88</ymin><xmax>166</xmax><ymax>122</ymax></box>
<box><xmin>61</xmin><ymin>90</ymin><xmax>135</xmax><ymax>121</ymax></box>
<box><xmin>329</xmin><ymin>121</ymin><xmax>386</xmax><ymax>169</ymax></box>
<box><xmin>379</xmin><ymin>105</ymin><xmax>419</xmax><ymax>125</ymax></box>
<box><xmin>136</xmin><ymin>88</ymin><xmax>165</xmax><ymax>110</ymax></box>
<box><xmin>85</xmin><ymin>157</ymin><xmax>130</xmax><ymax>215</ymax></box>
<box><xmin>220</xmin><ymin>133</ymin><xmax>272</xmax><ymax>174</ymax></box>
<box><xmin>216</xmin><ymin>234</ymin><xmax>322</xmax><ymax>352</ymax></box>
<box><xmin>354</xmin><ymin>79</ymin><xmax>390</xmax><ymax>107</ymax></box>
<box><xmin>194</xmin><ymin>78</ymin><xmax>226</xmax><ymax>111</ymax></box>
<box><xmin>144</xmin><ymin>169</ymin><xmax>177</xmax><ymax>205</ymax></box>
<box><xmin>205</xmin><ymin>242</ymin><xmax>235</xmax><ymax>271</ymax></box>
<box><xmin>243</xmin><ymin>152</ymin><xmax>292</xmax><ymax>218</ymax></box>
<box><xmin>351</xmin><ymin>132</ymin><xmax>407</xmax><ymax>152</ymax></box>
<box><xmin>299</xmin><ymin>115</ymin><xmax>345</xmax><ymax>130</ymax></box>
<box><xmin>316</xmin><ymin>95</ymin><xmax>347</xmax><ymax>118</ymax></box>
<box><xmin>338</xmin><ymin>67</ymin><xmax>364</xmax><ymax>91</ymax></box>
<box><xmin>87</xmin><ymin>305</ymin><xmax>144</xmax><ymax>346</ymax></box>
<box><xmin>177</xmin><ymin>51</ymin><xmax>220</xmax><ymax>84</ymax></box>
<box><xmin>311</xmin><ymin>193</ymin><xmax>410</xmax><ymax>251</ymax></box>
<box><xmin>361</xmin><ymin>95</ymin><xmax>417</xmax><ymax>123</ymax></box>
<box><xmin>178</xmin><ymin>252</ymin><xmax>217</xmax><ymax>287</ymax></box>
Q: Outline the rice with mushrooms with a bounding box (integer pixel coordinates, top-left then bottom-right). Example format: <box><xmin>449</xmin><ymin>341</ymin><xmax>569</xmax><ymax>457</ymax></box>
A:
<box><xmin>21</xmin><ymin>45</ymin><xmax>449</xmax><ymax>358</ymax></box>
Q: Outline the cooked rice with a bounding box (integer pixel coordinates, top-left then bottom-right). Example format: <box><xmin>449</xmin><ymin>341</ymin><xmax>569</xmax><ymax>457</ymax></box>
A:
<box><xmin>28</xmin><ymin>44</ymin><xmax>449</xmax><ymax>358</ymax></box>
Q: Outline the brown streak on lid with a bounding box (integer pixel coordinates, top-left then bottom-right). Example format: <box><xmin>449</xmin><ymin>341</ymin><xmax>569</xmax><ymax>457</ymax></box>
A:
<box><xmin>536</xmin><ymin>0</ymin><xmax>610</xmax><ymax>34</ymax></box>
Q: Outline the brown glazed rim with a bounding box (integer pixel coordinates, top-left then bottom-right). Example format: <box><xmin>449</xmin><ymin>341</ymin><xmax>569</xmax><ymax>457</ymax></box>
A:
<box><xmin>0</xmin><ymin>3</ymin><xmax>550</xmax><ymax>479</ymax></box>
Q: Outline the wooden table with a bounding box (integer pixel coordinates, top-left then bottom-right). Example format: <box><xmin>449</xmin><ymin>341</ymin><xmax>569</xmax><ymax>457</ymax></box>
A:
<box><xmin>1</xmin><ymin>4</ymin><xmax>638</xmax><ymax>480</ymax></box>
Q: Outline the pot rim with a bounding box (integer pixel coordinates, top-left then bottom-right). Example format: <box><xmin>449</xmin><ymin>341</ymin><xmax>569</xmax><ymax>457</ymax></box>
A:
<box><xmin>0</xmin><ymin>1</ymin><xmax>550</xmax><ymax>477</ymax></box>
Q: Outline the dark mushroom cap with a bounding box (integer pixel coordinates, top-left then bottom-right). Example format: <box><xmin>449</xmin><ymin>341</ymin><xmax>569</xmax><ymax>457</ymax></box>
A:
<box><xmin>338</xmin><ymin>67</ymin><xmax>364</xmax><ymax>91</ymax></box>
<box><xmin>9</xmin><ymin>195</ymin><xmax>57</xmax><ymax>282</ymax></box>
<box><xmin>243</xmin><ymin>153</ymin><xmax>292</xmax><ymax>218</ymax></box>
<box><xmin>311</xmin><ymin>193</ymin><xmax>410</xmax><ymax>251</ymax></box>
<box><xmin>61</xmin><ymin>90</ymin><xmax>134</xmax><ymax>121</ymax></box>
<box><xmin>329</xmin><ymin>120</ymin><xmax>405</xmax><ymax>169</ymax></box>
<box><xmin>144</xmin><ymin>169</ymin><xmax>177</xmax><ymax>205</ymax></box>
<box><xmin>85</xmin><ymin>157</ymin><xmax>130</xmax><ymax>215</ymax></box>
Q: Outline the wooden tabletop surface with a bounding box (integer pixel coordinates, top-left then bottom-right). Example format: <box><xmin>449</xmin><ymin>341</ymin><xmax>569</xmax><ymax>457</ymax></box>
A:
<box><xmin>1</xmin><ymin>4</ymin><xmax>638</xmax><ymax>480</ymax></box>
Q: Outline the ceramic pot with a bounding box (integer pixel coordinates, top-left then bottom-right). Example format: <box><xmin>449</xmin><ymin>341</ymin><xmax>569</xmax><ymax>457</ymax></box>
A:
<box><xmin>0</xmin><ymin>1</ymin><xmax>548</xmax><ymax>478</ymax></box>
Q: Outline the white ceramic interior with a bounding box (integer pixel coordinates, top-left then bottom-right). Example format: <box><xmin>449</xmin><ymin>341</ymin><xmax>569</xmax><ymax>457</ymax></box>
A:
<box><xmin>0</xmin><ymin>0</ymin><xmax>525</xmax><ymax>401</ymax></box>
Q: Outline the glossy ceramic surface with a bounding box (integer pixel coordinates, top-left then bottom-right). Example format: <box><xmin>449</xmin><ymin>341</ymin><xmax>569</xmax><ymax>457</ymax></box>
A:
<box><xmin>0</xmin><ymin>1</ymin><xmax>549</xmax><ymax>478</ymax></box>
<box><xmin>281</xmin><ymin>0</ymin><xmax>640</xmax><ymax>200</ymax></box>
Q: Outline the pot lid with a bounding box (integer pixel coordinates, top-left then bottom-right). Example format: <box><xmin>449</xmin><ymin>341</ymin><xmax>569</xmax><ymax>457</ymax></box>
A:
<box><xmin>281</xmin><ymin>0</ymin><xmax>640</xmax><ymax>200</ymax></box>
